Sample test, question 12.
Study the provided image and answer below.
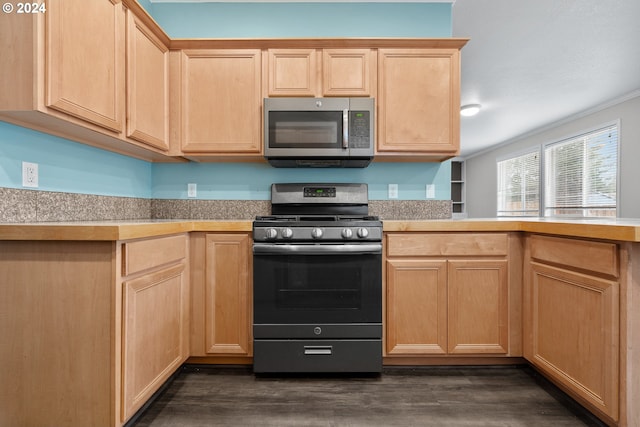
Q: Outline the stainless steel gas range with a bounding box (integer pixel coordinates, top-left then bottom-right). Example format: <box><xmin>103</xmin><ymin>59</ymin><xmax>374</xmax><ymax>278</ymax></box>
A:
<box><xmin>252</xmin><ymin>183</ymin><xmax>382</xmax><ymax>373</ymax></box>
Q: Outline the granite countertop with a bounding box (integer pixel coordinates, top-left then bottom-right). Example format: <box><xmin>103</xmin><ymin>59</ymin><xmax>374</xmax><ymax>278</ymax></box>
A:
<box><xmin>2</xmin><ymin>218</ymin><xmax>640</xmax><ymax>242</ymax></box>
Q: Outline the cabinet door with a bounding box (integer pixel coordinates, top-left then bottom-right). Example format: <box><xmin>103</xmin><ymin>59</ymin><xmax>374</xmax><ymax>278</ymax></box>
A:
<box><xmin>122</xmin><ymin>263</ymin><xmax>188</xmax><ymax>420</ymax></box>
<box><xmin>126</xmin><ymin>10</ymin><xmax>169</xmax><ymax>150</ymax></box>
<box><xmin>386</xmin><ymin>259</ymin><xmax>447</xmax><ymax>355</ymax></box>
<box><xmin>527</xmin><ymin>262</ymin><xmax>619</xmax><ymax>420</ymax></box>
<box><xmin>180</xmin><ymin>50</ymin><xmax>261</xmax><ymax>154</ymax></box>
<box><xmin>322</xmin><ymin>49</ymin><xmax>373</xmax><ymax>96</ymax></box>
<box><xmin>267</xmin><ymin>49</ymin><xmax>318</xmax><ymax>96</ymax></box>
<box><xmin>377</xmin><ymin>49</ymin><xmax>460</xmax><ymax>155</ymax></box>
<box><xmin>448</xmin><ymin>260</ymin><xmax>509</xmax><ymax>354</ymax></box>
<box><xmin>46</xmin><ymin>0</ymin><xmax>124</xmax><ymax>133</ymax></box>
<box><xmin>204</xmin><ymin>234</ymin><xmax>252</xmax><ymax>356</ymax></box>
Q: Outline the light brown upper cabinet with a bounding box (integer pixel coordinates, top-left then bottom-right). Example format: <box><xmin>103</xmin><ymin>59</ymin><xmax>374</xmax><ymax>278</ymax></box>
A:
<box><xmin>126</xmin><ymin>9</ymin><xmax>170</xmax><ymax>151</ymax></box>
<box><xmin>0</xmin><ymin>0</ymin><xmax>174</xmax><ymax>161</ymax></box>
<box><xmin>266</xmin><ymin>48</ymin><xmax>374</xmax><ymax>97</ymax></box>
<box><xmin>46</xmin><ymin>0</ymin><xmax>124</xmax><ymax>133</ymax></box>
<box><xmin>1</xmin><ymin>17</ymin><xmax>466</xmax><ymax>162</ymax></box>
<box><xmin>377</xmin><ymin>48</ymin><xmax>461</xmax><ymax>161</ymax></box>
<box><xmin>173</xmin><ymin>49</ymin><xmax>262</xmax><ymax>158</ymax></box>
<box><xmin>0</xmin><ymin>0</ymin><xmax>125</xmax><ymax>133</ymax></box>
<box><xmin>323</xmin><ymin>49</ymin><xmax>374</xmax><ymax>96</ymax></box>
<box><xmin>267</xmin><ymin>49</ymin><xmax>318</xmax><ymax>96</ymax></box>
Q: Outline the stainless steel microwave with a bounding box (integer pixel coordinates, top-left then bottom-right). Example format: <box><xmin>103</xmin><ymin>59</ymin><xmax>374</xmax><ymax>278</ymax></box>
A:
<box><xmin>263</xmin><ymin>97</ymin><xmax>375</xmax><ymax>168</ymax></box>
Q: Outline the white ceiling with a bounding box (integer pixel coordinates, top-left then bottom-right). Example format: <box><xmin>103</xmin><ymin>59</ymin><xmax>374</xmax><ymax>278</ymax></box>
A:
<box><xmin>148</xmin><ymin>0</ymin><xmax>640</xmax><ymax>158</ymax></box>
<box><xmin>453</xmin><ymin>0</ymin><xmax>640</xmax><ymax>157</ymax></box>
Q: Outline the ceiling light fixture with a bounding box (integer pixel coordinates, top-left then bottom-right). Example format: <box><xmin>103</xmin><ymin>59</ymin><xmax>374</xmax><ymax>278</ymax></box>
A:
<box><xmin>460</xmin><ymin>104</ymin><xmax>481</xmax><ymax>117</ymax></box>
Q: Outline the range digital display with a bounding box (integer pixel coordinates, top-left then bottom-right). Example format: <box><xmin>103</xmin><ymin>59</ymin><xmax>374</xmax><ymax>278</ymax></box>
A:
<box><xmin>303</xmin><ymin>187</ymin><xmax>336</xmax><ymax>197</ymax></box>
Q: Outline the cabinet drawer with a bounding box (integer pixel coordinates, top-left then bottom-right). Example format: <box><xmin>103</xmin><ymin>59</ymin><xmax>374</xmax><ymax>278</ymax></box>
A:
<box><xmin>123</xmin><ymin>234</ymin><xmax>187</xmax><ymax>276</ymax></box>
<box><xmin>529</xmin><ymin>234</ymin><xmax>618</xmax><ymax>278</ymax></box>
<box><xmin>386</xmin><ymin>233</ymin><xmax>508</xmax><ymax>257</ymax></box>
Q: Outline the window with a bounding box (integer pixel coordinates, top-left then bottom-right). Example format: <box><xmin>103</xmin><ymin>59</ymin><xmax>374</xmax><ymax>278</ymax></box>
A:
<box><xmin>496</xmin><ymin>123</ymin><xmax>619</xmax><ymax>218</ymax></box>
<box><xmin>544</xmin><ymin>124</ymin><xmax>618</xmax><ymax>217</ymax></box>
<box><xmin>497</xmin><ymin>150</ymin><xmax>540</xmax><ymax>216</ymax></box>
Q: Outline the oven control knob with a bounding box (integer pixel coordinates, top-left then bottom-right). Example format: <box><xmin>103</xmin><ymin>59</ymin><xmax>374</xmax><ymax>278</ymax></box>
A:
<box><xmin>341</xmin><ymin>228</ymin><xmax>353</xmax><ymax>239</ymax></box>
<box><xmin>311</xmin><ymin>228</ymin><xmax>324</xmax><ymax>239</ymax></box>
<box><xmin>357</xmin><ymin>227</ymin><xmax>369</xmax><ymax>238</ymax></box>
<box><xmin>265</xmin><ymin>228</ymin><xmax>278</xmax><ymax>240</ymax></box>
<box><xmin>281</xmin><ymin>227</ymin><xmax>293</xmax><ymax>239</ymax></box>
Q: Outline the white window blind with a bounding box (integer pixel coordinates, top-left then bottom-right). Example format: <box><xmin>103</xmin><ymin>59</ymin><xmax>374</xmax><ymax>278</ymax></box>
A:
<box><xmin>544</xmin><ymin>124</ymin><xmax>618</xmax><ymax>217</ymax></box>
<box><xmin>497</xmin><ymin>150</ymin><xmax>540</xmax><ymax>217</ymax></box>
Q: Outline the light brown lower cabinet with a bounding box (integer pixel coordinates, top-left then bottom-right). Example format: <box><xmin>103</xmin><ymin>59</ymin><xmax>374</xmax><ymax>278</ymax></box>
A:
<box><xmin>121</xmin><ymin>234</ymin><xmax>189</xmax><ymax>420</ymax></box>
<box><xmin>2</xmin><ymin>229</ymin><xmax>636</xmax><ymax>427</ymax></box>
<box><xmin>386</xmin><ymin>259</ymin><xmax>448</xmax><ymax>354</ymax></box>
<box><xmin>448</xmin><ymin>259</ymin><xmax>509</xmax><ymax>354</ymax></box>
<box><xmin>189</xmin><ymin>233</ymin><xmax>252</xmax><ymax>361</ymax></box>
<box><xmin>524</xmin><ymin>234</ymin><xmax>620</xmax><ymax>423</ymax></box>
<box><xmin>384</xmin><ymin>233</ymin><xmax>520</xmax><ymax>359</ymax></box>
<box><xmin>0</xmin><ymin>234</ymin><xmax>189</xmax><ymax>427</ymax></box>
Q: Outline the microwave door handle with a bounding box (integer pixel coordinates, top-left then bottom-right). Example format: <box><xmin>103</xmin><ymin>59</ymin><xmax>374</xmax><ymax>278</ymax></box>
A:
<box><xmin>342</xmin><ymin>109</ymin><xmax>349</xmax><ymax>149</ymax></box>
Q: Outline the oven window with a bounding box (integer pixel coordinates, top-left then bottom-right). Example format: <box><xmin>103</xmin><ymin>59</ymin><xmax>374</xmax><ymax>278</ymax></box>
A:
<box><xmin>269</xmin><ymin>111</ymin><xmax>343</xmax><ymax>148</ymax></box>
<box><xmin>275</xmin><ymin>262</ymin><xmax>362</xmax><ymax>310</ymax></box>
<box><xmin>254</xmin><ymin>253</ymin><xmax>382</xmax><ymax>324</ymax></box>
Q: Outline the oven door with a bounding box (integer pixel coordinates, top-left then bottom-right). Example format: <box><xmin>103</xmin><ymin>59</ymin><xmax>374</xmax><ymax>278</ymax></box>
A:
<box><xmin>253</xmin><ymin>243</ymin><xmax>382</xmax><ymax>325</ymax></box>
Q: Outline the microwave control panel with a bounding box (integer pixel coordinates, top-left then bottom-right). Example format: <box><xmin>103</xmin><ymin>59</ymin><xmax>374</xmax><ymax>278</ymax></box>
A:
<box><xmin>349</xmin><ymin>111</ymin><xmax>371</xmax><ymax>148</ymax></box>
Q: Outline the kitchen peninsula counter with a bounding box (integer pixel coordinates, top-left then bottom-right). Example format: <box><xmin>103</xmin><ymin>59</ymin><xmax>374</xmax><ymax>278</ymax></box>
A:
<box><xmin>2</xmin><ymin>218</ymin><xmax>640</xmax><ymax>241</ymax></box>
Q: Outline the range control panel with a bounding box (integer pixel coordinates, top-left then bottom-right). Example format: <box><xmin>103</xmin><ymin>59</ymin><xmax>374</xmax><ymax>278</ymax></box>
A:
<box><xmin>303</xmin><ymin>187</ymin><xmax>337</xmax><ymax>198</ymax></box>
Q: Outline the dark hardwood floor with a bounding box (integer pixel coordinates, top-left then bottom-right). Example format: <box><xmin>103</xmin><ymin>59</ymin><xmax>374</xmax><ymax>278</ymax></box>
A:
<box><xmin>129</xmin><ymin>365</ymin><xmax>605</xmax><ymax>427</ymax></box>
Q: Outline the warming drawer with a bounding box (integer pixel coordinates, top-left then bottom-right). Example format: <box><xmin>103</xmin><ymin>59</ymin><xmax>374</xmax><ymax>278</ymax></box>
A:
<box><xmin>253</xmin><ymin>339</ymin><xmax>382</xmax><ymax>373</ymax></box>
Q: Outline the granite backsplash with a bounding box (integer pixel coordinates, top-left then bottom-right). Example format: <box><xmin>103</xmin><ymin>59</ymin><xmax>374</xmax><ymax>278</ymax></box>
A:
<box><xmin>0</xmin><ymin>188</ymin><xmax>452</xmax><ymax>222</ymax></box>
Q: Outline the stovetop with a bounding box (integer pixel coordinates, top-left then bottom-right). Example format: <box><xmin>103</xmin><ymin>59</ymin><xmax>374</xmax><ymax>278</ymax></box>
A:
<box><xmin>255</xmin><ymin>183</ymin><xmax>381</xmax><ymax>242</ymax></box>
<box><xmin>255</xmin><ymin>215</ymin><xmax>380</xmax><ymax>223</ymax></box>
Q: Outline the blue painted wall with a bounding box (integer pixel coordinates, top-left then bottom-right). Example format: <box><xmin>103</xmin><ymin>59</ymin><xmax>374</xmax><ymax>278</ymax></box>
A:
<box><xmin>0</xmin><ymin>2</ymin><xmax>453</xmax><ymax>201</ymax></box>
<box><xmin>0</xmin><ymin>122</ymin><xmax>152</xmax><ymax>197</ymax></box>
<box><xmin>147</xmin><ymin>2</ymin><xmax>452</xmax><ymax>38</ymax></box>
<box><xmin>137</xmin><ymin>0</ymin><xmax>152</xmax><ymax>10</ymax></box>
<box><xmin>153</xmin><ymin>161</ymin><xmax>451</xmax><ymax>200</ymax></box>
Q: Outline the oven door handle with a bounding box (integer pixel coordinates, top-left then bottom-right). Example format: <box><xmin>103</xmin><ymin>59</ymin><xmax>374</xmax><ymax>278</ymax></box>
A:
<box><xmin>253</xmin><ymin>243</ymin><xmax>382</xmax><ymax>255</ymax></box>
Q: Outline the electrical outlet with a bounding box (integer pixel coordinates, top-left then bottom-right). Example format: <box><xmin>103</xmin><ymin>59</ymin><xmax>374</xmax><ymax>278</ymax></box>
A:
<box><xmin>22</xmin><ymin>162</ymin><xmax>39</xmax><ymax>188</ymax></box>
<box><xmin>388</xmin><ymin>184</ymin><xmax>398</xmax><ymax>199</ymax></box>
<box><xmin>426</xmin><ymin>184</ymin><xmax>435</xmax><ymax>199</ymax></box>
<box><xmin>187</xmin><ymin>183</ymin><xmax>197</xmax><ymax>198</ymax></box>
